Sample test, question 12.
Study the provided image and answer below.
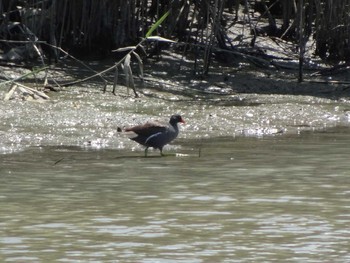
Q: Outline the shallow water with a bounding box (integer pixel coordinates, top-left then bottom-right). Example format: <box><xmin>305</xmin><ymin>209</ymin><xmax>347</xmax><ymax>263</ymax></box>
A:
<box><xmin>1</xmin><ymin>128</ymin><xmax>350</xmax><ymax>262</ymax></box>
<box><xmin>1</xmin><ymin>86</ymin><xmax>350</xmax><ymax>155</ymax></box>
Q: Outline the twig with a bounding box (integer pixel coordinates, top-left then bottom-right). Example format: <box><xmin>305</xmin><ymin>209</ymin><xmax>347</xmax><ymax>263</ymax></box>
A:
<box><xmin>43</xmin><ymin>43</ymin><xmax>110</xmax><ymax>85</ymax></box>
<box><xmin>0</xmin><ymin>66</ymin><xmax>50</xmax><ymax>86</ymax></box>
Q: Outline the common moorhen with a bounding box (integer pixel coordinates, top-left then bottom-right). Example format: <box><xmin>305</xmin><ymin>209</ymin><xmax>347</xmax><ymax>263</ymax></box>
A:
<box><xmin>125</xmin><ymin>114</ymin><xmax>185</xmax><ymax>156</ymax></box>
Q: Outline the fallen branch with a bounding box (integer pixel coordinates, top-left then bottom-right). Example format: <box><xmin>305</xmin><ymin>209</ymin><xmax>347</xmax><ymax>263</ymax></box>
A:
<box><xmin>3</xmin><ymin>82</ymin><xmax>50</xmax><ymax>101</ymax></box>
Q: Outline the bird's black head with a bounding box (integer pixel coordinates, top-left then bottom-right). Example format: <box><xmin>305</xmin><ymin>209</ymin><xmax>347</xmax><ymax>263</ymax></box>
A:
<box><xmin>170</xmin><ymin>114</ymin><xmax>185</xmax><ymax>125</ymax></box>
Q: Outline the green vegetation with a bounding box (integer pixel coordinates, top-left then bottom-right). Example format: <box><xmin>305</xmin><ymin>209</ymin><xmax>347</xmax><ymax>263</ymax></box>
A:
<box><xmin>1</xmin><ymin>0</ymin><xmax>350</xmax><ymax>97</ymax></box>
<box><xmin>1</xmin><ymin>0</ymin><xmax>349</xmax><ymax>60</ymax></box>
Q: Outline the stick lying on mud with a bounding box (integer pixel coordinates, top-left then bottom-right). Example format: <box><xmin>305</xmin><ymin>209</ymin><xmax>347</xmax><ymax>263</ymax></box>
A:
<box><xmin>4</xmin><ymin>82</ymin><xmax>49</xmax><ymax>101</ymax></box>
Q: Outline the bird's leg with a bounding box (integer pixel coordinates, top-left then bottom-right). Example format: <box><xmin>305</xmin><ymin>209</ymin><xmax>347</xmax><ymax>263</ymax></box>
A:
<box><xmin>144</xmin><ymin>147</ymin><xmax>149</xmax><ymax>157</ymax></box>
<box><xmin>160</xmin><ymin>147</ymin><xmax>164</xmax><ymax>156</ymax></box>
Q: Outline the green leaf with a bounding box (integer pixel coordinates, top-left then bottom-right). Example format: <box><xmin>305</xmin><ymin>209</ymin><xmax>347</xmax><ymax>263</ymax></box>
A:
<box><xmin>145</xmin><ymin>10</ymin><xmax>170</xmax><ymax>38</ymax></box>
<box><xmin>146</xmin><ymin>36</ymin><xmax>176</xmax><ymax>43</ymax></box>
<box><xmin>112</xmin><ymin>46</ymin><xmax>137</xmax><ymax>52</ymax></box>
<box><xmin>112</xmin><ymin>66</ymin><xmax>118</xmax><ymax>95</ymax></box>
<box><xmin>124</xmin><ymin>53</ymin><xmax>131</xmax><ymax>66</ymax></box>
<box><xmin>132</xmin><ymin>51</ymin><xmax>144</xmax><ymax>79</ymax></box>
<box><xmin>124</xmin><ymin>54</ymin><xmax>131</xmax><ymax>88</ymax></box>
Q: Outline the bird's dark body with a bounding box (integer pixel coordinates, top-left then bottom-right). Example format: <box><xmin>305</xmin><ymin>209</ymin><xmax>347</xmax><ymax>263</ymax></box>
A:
<box><xmin>125</xmin><ymin>114</ymin><xmax>185</xmax><ymax>156</ymax></box>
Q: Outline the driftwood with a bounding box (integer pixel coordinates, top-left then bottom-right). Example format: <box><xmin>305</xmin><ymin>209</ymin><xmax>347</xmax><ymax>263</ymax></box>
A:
<box><xmin>4</xmin><ymin>82</ymin><xmax>50</xmax><ymax>101</ymax></box>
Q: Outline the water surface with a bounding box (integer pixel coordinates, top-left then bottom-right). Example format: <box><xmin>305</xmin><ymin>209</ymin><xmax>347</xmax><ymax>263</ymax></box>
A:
<box><xmin>1</xmin><ymin>128</ymin><xmax>350</xmax><ymax>262</ymax></box>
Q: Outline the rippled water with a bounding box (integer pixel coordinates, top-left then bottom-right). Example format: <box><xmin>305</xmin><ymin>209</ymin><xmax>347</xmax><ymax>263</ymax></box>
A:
<box><xmin>1</xmin><ymin>128</ymin><xmax>350</xmax><ymax>262</ymax></box>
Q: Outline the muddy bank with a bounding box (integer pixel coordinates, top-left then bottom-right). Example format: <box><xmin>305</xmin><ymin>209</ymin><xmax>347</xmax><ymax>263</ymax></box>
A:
<box><xmin>1</xmin><ymin>61</ymin><xmax>350</xmax><ymax>155</ymax></box>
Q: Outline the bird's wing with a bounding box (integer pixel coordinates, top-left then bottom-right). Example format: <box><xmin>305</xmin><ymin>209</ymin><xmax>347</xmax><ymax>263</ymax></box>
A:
<box><xmin>145</xmin><ymin>132</ymin><xmax>163</xmax><ymax>144</ymax></box>
<box><xmin>125</xmin><ymin>121</ymin><xmax>167</xmax><ymax>136</ymax></box>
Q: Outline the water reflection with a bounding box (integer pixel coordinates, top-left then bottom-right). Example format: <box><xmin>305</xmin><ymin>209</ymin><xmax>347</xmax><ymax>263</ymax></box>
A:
<box><xmin>1</xmin><ymin>128</ymin><xmax>350</xmax><ymax>262</ymax></box>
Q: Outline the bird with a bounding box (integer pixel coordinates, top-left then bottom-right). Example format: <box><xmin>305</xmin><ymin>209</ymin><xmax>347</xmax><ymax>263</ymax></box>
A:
<box><xmin>124</xmin><ymin>114</ymin><xmax>185</xmax><ymax>156</ymax></box>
